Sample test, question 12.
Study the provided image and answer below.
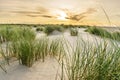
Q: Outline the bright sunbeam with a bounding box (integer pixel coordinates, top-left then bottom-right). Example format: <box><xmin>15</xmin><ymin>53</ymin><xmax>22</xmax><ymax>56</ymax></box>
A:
<box><xmin>57</xmin><ymin>11</ymin><xmax>67</xmax><ymax>20</ymax></box>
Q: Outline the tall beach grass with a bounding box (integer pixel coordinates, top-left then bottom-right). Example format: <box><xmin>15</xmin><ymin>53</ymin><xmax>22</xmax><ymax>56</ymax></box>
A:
<box><xmin>59</xmin><ymin>37</ymin><xmax>120</xmax><ymax>80</ymax></box>
<box><xmin>85</xmin><ymin>27</ymin><xmax>120</xmax><ymax>41</ymax></box>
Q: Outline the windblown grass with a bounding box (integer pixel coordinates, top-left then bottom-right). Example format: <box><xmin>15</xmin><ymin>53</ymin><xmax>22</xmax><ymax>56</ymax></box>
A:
<box><xmin>34</xmin><ymin>38</ymin><xmax>49</xmax><ymax>62</ymax></box>
<box><xmin>112</xmin><ymin>32</ymin><xmax>120</xmax><ymax>41</ymax></box>
<box><xmin>49</xmin><ymin>38</ymin><xmax>65</xmax><ymax>60</ymax></box>
<box><xmin>17</xmin><ymin>28</ymin><xmax>36</xmax><ymax>41</ymax></box>
<box><xmin>0</xmin><ymin>36</ymin><xmax>65</xmax><ymax>68</ymax></box>
<box><xmin>85</xmin><ymin>27</ymin><xmax>120</xmax><ymax>41</ymax></box>
<box><xmin>0</xmin><ymin>27</ymin><xmax>18</xmax><ymax>42</ymax></box>
<box><xmin>0</xmin><ymin>27</ymin><xmax>35</xmax><ymax>43</ymax></box>
<box><xmin>0</xmin><ymin>26</ymin><xmax>36</xmax><ymax>69</ymax></box>
<box><xmin>85</xmin><ymin>27</ymin><xmax>111</xmax><ymax>37</ymax></box>
<box><xmin>0</xmin><ymin>25</ymin><xmax>120</xmax><ymax>80</ymax></box>
<box><xmin>17</xmin><ymin>39</ymin><xmax>35</xmax><ymax>67</ymax></box>
<box><xmin>9</xmin><ymin>39</ymin><xmax>46</xmax><ymax>67</ymax></box>
<box><xmin>59</xmin><ymin>37</ymin><xmax>120</xmax><ymax>80</ymax></box>
<box><xmin>44</xmin><ymin>26</ymin><xmax>64</xmax><ymax>35</ymax></box>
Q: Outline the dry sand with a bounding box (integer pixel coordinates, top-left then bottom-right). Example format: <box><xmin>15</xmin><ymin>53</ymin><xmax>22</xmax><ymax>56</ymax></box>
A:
<box><xmin>0</xmin><ymin>57</ymin><xmax>60</xmax><ymax>80</ymax></box>
<box><xmin>0</xmin><ymin>28</ymin><xmax>119</xmax><ymax>80</ymax></box>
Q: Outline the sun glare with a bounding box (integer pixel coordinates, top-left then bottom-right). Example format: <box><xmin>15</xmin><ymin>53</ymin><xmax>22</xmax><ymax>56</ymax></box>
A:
<box><xmin>57</xmin><ymin>11</ymin><xmax>67</xmax><ymax>20</ymax></box>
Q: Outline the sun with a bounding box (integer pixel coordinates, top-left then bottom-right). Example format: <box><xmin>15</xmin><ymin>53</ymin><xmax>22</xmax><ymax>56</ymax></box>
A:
<box><xmin>57</xmin><ymin>11</ymin><xmax>67</xmax><ymax>20</ymax></box>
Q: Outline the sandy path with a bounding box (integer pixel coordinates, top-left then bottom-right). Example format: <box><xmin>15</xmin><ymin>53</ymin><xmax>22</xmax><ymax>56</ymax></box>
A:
<box><xmin>0</xmin><ymin>57</ymin><xmax>60</xmax><ymax>80</ymax></box>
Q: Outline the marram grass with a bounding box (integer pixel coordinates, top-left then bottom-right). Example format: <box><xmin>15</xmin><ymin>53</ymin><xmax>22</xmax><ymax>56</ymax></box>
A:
<box><xmin>0</xmin><ymin>26</ymin><xmax>120</xmax><ymax>80</ymax></box>
<box><xmin>86</xmin><ymin>27</ymin><xmax>120</xmax><ymax>41</ymax></box>
<box><xmin>70</xmin><ymin>28</ymin><xmax>78</xmax><ymax>36</ymax></box>
<box><xmin>0</xmin><ymin>27</ymin><xmax>36</xmax><ymax>43</ymax></box>
<box><xmin>2</xmin><ymin>37</ymin><xmax>65</xmax><ymax>67</ymax></box>
<box><xmin>58</xmin><ymin>37</ymin><xmax>120</xmax><ymax>80</ymax></box>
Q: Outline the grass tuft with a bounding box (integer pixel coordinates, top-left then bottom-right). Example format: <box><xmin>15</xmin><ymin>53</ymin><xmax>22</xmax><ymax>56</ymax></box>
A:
<box><xmin>70</xmin><ymin>28</ymin><xmax>78</xmax><ymax>36</ymax></box>
<box><xmin>85</xmin><ymin>27</ymin><xmax>120</xmax><ymax>41</ymax></box>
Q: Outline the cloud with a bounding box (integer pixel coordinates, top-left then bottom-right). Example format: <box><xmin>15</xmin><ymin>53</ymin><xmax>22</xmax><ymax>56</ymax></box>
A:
<box><xmin>10</xmin><ymin>6</ymin><xmax>97</xmax><ymax>21</ymax></box>
<box><xmin>26</xmin><ymin>14</ymin><xmax>55</xmax><ymax>18</ymax></box>
<box><xmin>66</xmin><ymin>14</ymin><xmax>86</xmax><ymax>21</ymax></box>
<box><xmin>25</xmin><ymin>14</ymin><xmax>39</xmax><ymax>17</ymax></box>
<box><xmin>10</xmin><ymin>6</ymin><xmax>50</xmax><ymax>16</ymax></box>
<box><xmin>9</xmin><ymin>6</ymin><xmax>57</xmax><ymax>19</ymax></box>
<box><xmin>11</xmin><ymin>6</ymin><xmax>49</xmax><ymax>15</ymax></box>
<box><xmin>11</xmin><ymin>11</ymin><xmax>42</xmax><ymax>14</ymax></box>
<box><xmin>64</xmin><ymin>8</ymin><xmax>97</xmax><ymax>21</ymax></box>
<box><xmin>41</xmin><ymin>15</ymin><xmax>55</xmax><ymax>18</ymax></box>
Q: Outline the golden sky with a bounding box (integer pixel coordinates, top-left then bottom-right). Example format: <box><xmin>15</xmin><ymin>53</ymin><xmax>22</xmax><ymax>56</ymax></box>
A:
<box><xmin>0</xmin><ymin>0</ymin><xmax>120</xmax><ymax>26</ymax></box>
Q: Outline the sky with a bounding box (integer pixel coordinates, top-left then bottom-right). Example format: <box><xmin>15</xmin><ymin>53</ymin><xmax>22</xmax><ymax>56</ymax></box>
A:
<box><xmin>0</xmin><ymin>0</ymin><xmax>120</xmax><ymax>26</ymax></box>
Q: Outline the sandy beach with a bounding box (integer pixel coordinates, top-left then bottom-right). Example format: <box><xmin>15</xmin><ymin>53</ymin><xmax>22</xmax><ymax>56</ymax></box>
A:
<box><xmin>0</xmin><ymin>28</ymin><xmax>119</xmax><ymax>80</ymax></box>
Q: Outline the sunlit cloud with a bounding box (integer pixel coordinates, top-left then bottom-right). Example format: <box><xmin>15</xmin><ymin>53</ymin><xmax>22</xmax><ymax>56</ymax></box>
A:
<box><xmin>10</xmin><ymin>6</ymin><xmax>49</xmax><ymax>15</ymax></box>
<box><xmin>26</xmin><ymin>14</ymin><xmax>55</xmax><ymax>18</ymax></box>
<box><xmin>41</xmin><ymin>15</ymin><xmax>56</xmax><ymax>18</ymax></box>
<box><xmin>64</xmin><ymin>8</ymin><xmax>97</xmax><ymax>21</ymax></box>
<box><xmin>9</xmin><ymin>6</ymin><xmax>55</xmax><ymax>19</ymax></box>
<box><xmin>11</xmin><ymin>11</ymin><xmax>42</xmax><ymax>15</ymax></box>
